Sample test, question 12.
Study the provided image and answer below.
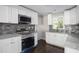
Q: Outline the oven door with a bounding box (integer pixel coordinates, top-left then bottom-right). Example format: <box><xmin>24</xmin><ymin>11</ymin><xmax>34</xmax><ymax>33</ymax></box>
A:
<box><xmin>22</xmin><ymin>37</ymin><xmax>34</xmax><ymax>53</ymax></box>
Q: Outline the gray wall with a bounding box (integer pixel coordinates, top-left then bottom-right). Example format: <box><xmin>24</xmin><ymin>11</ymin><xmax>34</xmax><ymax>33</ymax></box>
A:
<box><xmin>37</xmin><ymin>15</ymin><xmax>49</xmax><ymax>40</ymax></box>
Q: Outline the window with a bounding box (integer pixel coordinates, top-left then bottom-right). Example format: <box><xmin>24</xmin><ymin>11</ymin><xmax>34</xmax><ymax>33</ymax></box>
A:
<box><xmin>52</xmin><ymin>13</ymin><xmax>64</xmax><ymax>30</ymax></box>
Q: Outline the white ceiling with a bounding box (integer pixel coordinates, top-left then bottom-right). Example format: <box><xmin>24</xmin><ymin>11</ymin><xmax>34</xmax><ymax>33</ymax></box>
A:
<box><xmin>23</xmin><ymin>5</ymin><xmax>75</xmax><ymax>15</ymax></box>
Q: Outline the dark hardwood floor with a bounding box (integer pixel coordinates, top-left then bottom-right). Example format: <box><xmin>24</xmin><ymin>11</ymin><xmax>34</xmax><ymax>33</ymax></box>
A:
<box><xmin>32</xmin><ymin>40</ymin><xmax>64</xmax><ymax>53</ymax></box>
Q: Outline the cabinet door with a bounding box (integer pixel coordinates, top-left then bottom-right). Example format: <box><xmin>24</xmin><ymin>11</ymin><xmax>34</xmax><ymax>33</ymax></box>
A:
<box><xmin>8</xmin><ymin>7</ymin><xmax>18</xmax><ymax>24</ymax></box>
<box><xmin>46</xmin><ymin>32</ymin><xmax>57</xmax><ymax>45</ymax></box>
<box><xmin>0</xmin><ymin>6</ymin><xmax>18</xmax><ymax>24</ymax></box>
<box><xmin>56</xmin><ymin>34</ymin><xmax>68</xmax><ymax>47</ymax></box>
<box><xmin>0</xmin><ymin>36</ymin><xmax>21</xmax><ymax>53</ymax></box>
<box><xmin>48</xmin><ymin>14</ymin><xmax>53</xmax><ymax>25</ymax></box>
<box><xmin>0</xmin><ymin>6</ymin><xmax>8</xmax><ymax>23</ymax></box>
<box><xmin>0</xmin><ymin>38</ymin><xmax>11</xmax><ymax>53</ymax></box>
<box><xmin>31</xmin><ymin>12</ymin><xmax>38</xmax><ymax>25</ymax></box>
<box><xmin>8</xmin><ymin>7</ymin><xmax>12</xmax><ymax>23</ymax></box>
<box><xmin>11</xmin><ymin>8</ymin><xmax>18</xmax><ymax>24</ymax></box>
<box><xmin>70</xmin><ymin>8</ymin><xmax>77</xmax><ymax>24</ymax></box>
<box><xmin>9</xmin><ymin>37</ymin><xmax>21</xmax><ymax>53</ymax></box>
<box><xmin>76</xmin><ymin>6</ymin><xmax>79</xmax><ymax>24</ymax></box>
<box><xmin>46</xmin><ymin>32</ymin><xmax>67</xmax><ymax>48</ymax></box>
<box><xmin>64</xmin><ymin>8</ymin><xmax>77</xmax><ymax>25</ymax></box>
<box><xmin>64</xmin><ymin>10</ymin><xmax>70</xmax><ymax>25</ymax></box>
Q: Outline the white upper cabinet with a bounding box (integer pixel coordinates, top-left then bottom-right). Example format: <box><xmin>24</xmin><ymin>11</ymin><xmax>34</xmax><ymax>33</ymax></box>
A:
<box><xmin>70</xmin><ymin>7</ymin><xmax>77</xmax><ymax>24</ymax></box>
<box><xmin>48</xmin><ymin>14</ymin><xmax>53</xmax><ymax>25</ymax></box>
<box><xmin>0</xmin><ymin>6</ymin><xmax>18</xmax><ymax>24</ymax></box>
<box><xmin>64</xmin><ymin>10</ymin><xmax>71</xmax><ymax>25</ymax></box>
<box><xmin>0</xmin><ymin>5</ymin><xmax>38</xmax><ymax>24</ymax></box>
<box><xmin>64</xmin><ymin>7</ymin><xmax>79</xmax><ymax>25</ymax></box>
<box><xmin>10</xmin><ymin>7</ymin><xmax>18</xmax><ymax>23</ymax></box>
<box><xmin>76</xmin><ymin>6</ymin><xmax>79</xmax><ymax>24</ymax></box>
<box><xmin>18</xmin><ymin>9</ymin><xmax>30</xmax><ymax>16</ymax></box>
<box><xmin>31</xmin><ymin>12</ymin><xmax>38</xmax><ymax>25</ymax></box>
<box><xmin>0</xmin><ymin>6</ymin><xmax>9</xmax><ymax>23</ymax></box>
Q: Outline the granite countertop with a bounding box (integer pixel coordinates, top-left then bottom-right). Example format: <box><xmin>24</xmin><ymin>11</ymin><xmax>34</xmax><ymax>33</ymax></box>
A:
<box><xmin>0</xmin><ymin>33</ymin><xmax>21</xmax><ymax>39</ymax></box>
<box><xmin>66</xmin><ymin>33</ymin><xmax>79</xmax><ymax>50</ymax></box>
<box><xmin>0</xmin><ymin>31</ymin><xmax>36</xmax><ymax>40</ymax></box>
<box><xmin>16</xmin><ymin>31</ymin><xmax>35</xmax><ymax>35</ymax></box>
<box><xmin>48</xmin><ymin>31</ymin><xmax>68</xmax><ymax>35</ymax></box>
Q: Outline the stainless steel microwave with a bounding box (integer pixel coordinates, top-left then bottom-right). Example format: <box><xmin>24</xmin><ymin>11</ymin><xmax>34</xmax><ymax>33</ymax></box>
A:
<box><xmin>18</xmin><ymin>14</ymin><xmax>31</xmax><ymax>24</ymax></box>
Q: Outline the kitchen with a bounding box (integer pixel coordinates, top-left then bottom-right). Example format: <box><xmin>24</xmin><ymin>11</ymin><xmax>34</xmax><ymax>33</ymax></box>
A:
<box><xmin>0</xmin><ymin>5</ymin><xmax>79</xmax><ymax>53</ymax></box>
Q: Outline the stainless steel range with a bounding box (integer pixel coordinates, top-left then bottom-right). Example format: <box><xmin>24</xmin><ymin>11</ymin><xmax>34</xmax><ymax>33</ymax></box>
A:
<box><xmin>16</xmin><ymin>24</ymin><xmax>35</xmax><ymax>53</ymax></box>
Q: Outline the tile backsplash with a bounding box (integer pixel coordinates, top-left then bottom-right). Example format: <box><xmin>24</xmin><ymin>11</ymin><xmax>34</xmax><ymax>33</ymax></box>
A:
<box><xmin>0</xmin><ymin>23</ymin><xmax>35</xmax><ymax>35</ymax></box>
<box><xmin>0</xmin><ymin>23</ymin><xmax>17</xmax><ymax>34</ymax></box>
<box><xmin>16</xmin><ymin>24</ymin><xmax>35</xmax><ymax>33</ymax></box>
<box><xmin>65</xmin><ymin>25</ymin><xmax>79</xmax><ymax>34</ymax></box>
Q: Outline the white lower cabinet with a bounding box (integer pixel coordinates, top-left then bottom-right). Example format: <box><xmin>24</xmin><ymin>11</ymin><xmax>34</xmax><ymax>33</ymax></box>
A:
<box><xmin>65</xmin><ymin>47</ymin><xmax>79</xmax><ymax>53</ymax></box>
<box><xmin>46</xmin><ymin>32</ymin><xmax>68</xmax><ymax>48</ymax></box>
<box><xmin>0</xmin><ymin>36</ymin><xmax>21</xmax><ymax>53</ymax></box>
<box><xmin>9</xmin><ymin>7</ymin><xmax>18</xmax><ymax>24</ymax></box>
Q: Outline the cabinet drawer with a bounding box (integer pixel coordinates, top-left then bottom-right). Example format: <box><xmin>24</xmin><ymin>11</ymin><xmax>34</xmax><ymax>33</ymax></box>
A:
<box><xmin>10</xmin><ymin>36</ymin><xmax>21</xmax><ymax>42</ymax></box>
<box><xmin>5</xmin><ymin>36</ymin><xmax>21</xmax><ymax>53</ymax></box>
